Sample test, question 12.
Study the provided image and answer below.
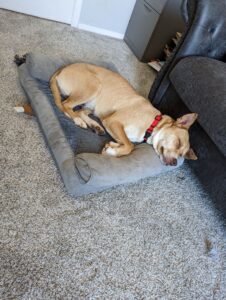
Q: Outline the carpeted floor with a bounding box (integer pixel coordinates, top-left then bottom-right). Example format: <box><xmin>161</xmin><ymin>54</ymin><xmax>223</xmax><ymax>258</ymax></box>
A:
<box><xmin>0</xmin><ymin>9</ymin><xmax>226</xmax><ymax>300</ymax></box>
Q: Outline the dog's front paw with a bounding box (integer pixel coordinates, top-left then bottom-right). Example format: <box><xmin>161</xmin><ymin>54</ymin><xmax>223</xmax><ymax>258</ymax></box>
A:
<box><xmin>107</xmin><ymin>141</ymin><xmax>120</xmax><ymax>148</ymax></box>
<box><xmin>102</xmin><ymin>142</ymin><xmax>120</xmax><ymax>156</ymax></box>
<box><xmin>102</xmin><ymin>146</ymin><xmax>117</xmax><ymax>156</ymax></box>
<box><xmin>73</xmin><ymin>117</ymin><xmax>87</xmax><ymax>129</ymax></box>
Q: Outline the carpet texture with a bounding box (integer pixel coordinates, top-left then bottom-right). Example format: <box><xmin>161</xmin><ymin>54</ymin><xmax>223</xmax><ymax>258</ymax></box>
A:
<box><xmin>0</xmin><ymin>9</ymin><xmax>226</xmax><ymax>300</ymax></box>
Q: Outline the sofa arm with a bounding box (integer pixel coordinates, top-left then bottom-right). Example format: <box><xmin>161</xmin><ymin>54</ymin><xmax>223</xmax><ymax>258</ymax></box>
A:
<box><xmin>170</xmin><ymin>56</ymin><xmax>226</xmax><ymax>157</ymax></box>
<box><xmin>149</xmin><ymin>0</ymin><xmax>226</xmax><ymax>106</ymax></box>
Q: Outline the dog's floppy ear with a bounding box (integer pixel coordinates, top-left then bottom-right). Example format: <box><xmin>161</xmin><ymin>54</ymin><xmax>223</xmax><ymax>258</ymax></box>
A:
<box><xmin>176</xmin><ymin>113</ymin><xmax>198</xmax><ymax>129</ymax></box>
<box><xmin>185</xmin><ymin>148</ymin><xmax>198</xmax><ymax>160</ymax></box>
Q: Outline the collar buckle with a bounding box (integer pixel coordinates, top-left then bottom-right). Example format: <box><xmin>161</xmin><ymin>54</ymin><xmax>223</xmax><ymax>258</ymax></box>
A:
<box><xmin>143</xmin><ymin>114</ymin><xmax>162</xmax><ymax>143</ymax></box>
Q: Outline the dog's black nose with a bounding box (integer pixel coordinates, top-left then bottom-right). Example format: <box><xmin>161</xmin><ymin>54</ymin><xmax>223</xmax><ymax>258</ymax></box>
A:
<box><xmin>162</xmin><ymin>156</ymin><xmax>178</xmax><ymax>166</ymax></box>
<box><xmin>170</xmin><ymin>158</ymin><xmax>177</xmax><ymax>166</ymax></box>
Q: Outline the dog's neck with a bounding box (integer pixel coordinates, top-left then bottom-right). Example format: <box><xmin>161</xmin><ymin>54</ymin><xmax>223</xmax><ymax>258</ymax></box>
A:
<box><xmin>146</xmin><ymin>115</ymin><xmax>173</xmax><ymax>145</ymax></box>
<box><xmin>155</xmin><ymin>115</ymin><xmax>174</xmax><ymax>129</ymax></box>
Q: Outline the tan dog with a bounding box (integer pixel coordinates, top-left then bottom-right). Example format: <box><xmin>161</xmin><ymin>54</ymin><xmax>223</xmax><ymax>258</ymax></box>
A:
<box><xmin>50</xmin><ymin>63</ymin><xmax>198</xmax><ymax>166</ymax></box>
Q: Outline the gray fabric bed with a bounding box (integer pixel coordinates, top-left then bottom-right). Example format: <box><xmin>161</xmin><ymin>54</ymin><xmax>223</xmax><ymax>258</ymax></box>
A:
<box><xmin>17</xmin><ymin>53</ymin><xmax>183</xmax><ymax>196</ymax></box>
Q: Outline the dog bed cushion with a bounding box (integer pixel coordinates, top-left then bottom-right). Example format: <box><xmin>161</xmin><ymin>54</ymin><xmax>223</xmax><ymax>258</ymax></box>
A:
<box><xmin>17</xmin><ymin>53</ymin><xmax>183</xmax><ymax>197</ymax></box>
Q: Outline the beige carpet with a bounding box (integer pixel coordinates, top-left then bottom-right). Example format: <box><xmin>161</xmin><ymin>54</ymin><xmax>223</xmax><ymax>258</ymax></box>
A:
<box><xmin>0</xmin><ymin>9</ymin><xmax>226</xmax><ymax>300</ymax></box>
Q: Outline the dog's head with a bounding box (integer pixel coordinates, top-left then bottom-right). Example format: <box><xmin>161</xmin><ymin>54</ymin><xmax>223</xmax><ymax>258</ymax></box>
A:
<box><xmin>152</xmin><ymin>113</ymin><xmax>198</xmax><ymax>166</ymax></box>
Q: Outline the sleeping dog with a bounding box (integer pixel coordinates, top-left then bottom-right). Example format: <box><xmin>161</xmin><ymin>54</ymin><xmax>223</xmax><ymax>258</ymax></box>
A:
<box><xmin>49</xmin><ymin>63</ymin><xmax>198</xmax><ymax>166</ymax></box>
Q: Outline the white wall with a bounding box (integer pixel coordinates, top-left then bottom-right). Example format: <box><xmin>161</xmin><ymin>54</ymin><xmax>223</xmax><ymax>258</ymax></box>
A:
<box><xmin>0</xmin><ymin>0</ymin><xmax>75</xmax><ymax>24</ymax></box>
<box><xmin>0</xmin><ymin>0</ymin><xmax>136</xmax><ymax>39</ymax></box>
<box><xmin>76</xmin><ymin>0</ymin><xmax>136</xmax><ymax>38</ymax></box>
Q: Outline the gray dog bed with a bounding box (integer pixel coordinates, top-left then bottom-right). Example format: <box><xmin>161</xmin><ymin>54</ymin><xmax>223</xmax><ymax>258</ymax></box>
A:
<box><xmin>17</xmin><ymin>53</ymin><xmax>183</xmax><ymax>197</ymax></box>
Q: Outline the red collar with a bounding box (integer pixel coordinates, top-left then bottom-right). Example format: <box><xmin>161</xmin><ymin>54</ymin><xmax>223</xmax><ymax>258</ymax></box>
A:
<box><xmin>143</xmin><ymin>115</ymin><xmax>162</xmax><ymax>143</ymax></box>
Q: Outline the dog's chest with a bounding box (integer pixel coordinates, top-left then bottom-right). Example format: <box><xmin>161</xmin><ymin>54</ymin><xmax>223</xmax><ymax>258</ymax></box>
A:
<box><xmin>124</xmin><ymin>125</ymin><xmax>144</xmax><ymax>143</ymax></box>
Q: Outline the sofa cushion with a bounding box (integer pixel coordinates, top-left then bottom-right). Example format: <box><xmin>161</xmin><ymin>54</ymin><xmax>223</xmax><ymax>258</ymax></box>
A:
<box><xmin>170</xmin><ymin>56</ymin><xmax>226</xmax><ymax>157</ymax></box>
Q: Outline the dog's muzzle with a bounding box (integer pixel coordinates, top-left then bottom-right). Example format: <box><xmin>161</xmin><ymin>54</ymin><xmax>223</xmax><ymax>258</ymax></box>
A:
<box><xmin>162</xmin><ymin>156</ymin><xmax>177</xmax><ymax>166</ymax></box>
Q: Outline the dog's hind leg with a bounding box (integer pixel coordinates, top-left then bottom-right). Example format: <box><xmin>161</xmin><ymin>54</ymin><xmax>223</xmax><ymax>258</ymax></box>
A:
<box><xmin>62</xmin><ymin>97</ymin><xmax>88</xmax><ymax>128</ymax></box>
<box><xmin>78</xmin><ymin>109</ymin><xmax>105</xmax><ymax>135</ymax></box>
<box><xmin>102</xmin><ymin>118</ymin><xmax>134</xmax><ymax>157</ymax></box>
<box><xmin>62</xmin><ymin>92</ymin><xmax>105</xmax><ymax>134</ymax></box>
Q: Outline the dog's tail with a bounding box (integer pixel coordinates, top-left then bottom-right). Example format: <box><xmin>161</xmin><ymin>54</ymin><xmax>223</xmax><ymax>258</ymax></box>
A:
<box><xmin>49</xmin><ymin>69</ymin><xmax>65</xmax><ymax>113</ymax></box>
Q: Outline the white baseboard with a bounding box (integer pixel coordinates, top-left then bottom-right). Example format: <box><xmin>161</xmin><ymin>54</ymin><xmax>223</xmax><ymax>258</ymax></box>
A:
<box><xmin>77</xmin><ymin>23</ymin><xmax>124</xmax><ymax>39</ymax></box>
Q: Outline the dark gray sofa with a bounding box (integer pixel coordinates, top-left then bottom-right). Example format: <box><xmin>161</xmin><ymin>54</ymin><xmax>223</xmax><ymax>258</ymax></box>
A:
<box><xmin>149</xmin><ymin>0</ymin><xmax>226</xmax><ymax>217</ymax></box>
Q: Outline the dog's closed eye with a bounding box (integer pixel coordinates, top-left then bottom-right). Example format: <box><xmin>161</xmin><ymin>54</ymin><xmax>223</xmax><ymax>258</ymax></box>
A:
<box><xmin>172</xmin><ymin>138</ymin><xmax>181</xmax><ymax>150</ymax></box>
<box><xmin>177</xmin><ymin>139</ymin><xmax>181</xmax><ymax>149</ymax></box>
<box><xmin>160</xmin><ymin>146</ymin><xmax>164</xmax><ymax>154</ymax></box>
